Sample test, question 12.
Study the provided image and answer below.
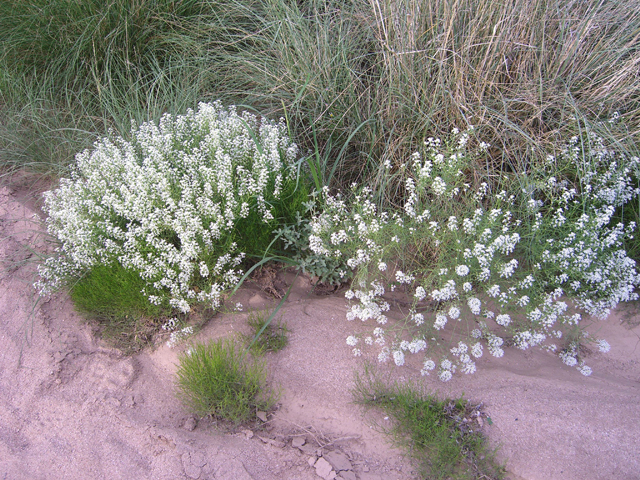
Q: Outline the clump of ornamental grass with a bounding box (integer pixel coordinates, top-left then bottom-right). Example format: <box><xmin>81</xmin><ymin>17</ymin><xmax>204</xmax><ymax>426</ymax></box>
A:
<box><xmin>308</xmin><ymin>125</ymin><xmax>639</xmax><ymax>380</ymax></box>
<box><xmin>0</xmin><ymin>0</ymin><xmax>216</xmax><ymax>176</ymax></box>
<box><xmin>3</xmin><ymin>0</ymin><xmax>640</xmax><ymax>208</ymax></box>
<box><xmin>36</xmin><ymin>102</ymin><xmax>308</xmax><ymax>316</ymax></box>
<box><xmin>353</xmin><ymin>366</ymin><xmax>504</xmax><ymax>480</ymax></box>
<box><xmin>175</xmin><ymin>339</ymin><xmax>275</xmax><ymax>424</ymax></box>
<box><xmin>185</xmin><ymin>0</ymin><xmax>640</xmax><ymax>197</ymax></box>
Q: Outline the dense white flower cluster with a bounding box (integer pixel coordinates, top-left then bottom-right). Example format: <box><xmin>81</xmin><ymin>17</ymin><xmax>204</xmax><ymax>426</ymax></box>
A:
<box><xmin>37</xmin><ymin>102</ymin><xmax>299</xmax><ymax>312</ymax></box>
<box><xmin>307</xmin><ymin>127</ymin><xmax>637</xmax><ymax>380</ymax></box>
<box><xmin>532</xmin><ymin>136</ymin><xmax>640</xmax><ymax>319</ymax></box>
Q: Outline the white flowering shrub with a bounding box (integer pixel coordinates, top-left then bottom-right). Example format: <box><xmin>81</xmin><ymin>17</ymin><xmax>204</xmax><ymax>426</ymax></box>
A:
<box><xmin>37</xmin><ymin>101</ymin><xmax>305</xmax><ymax>313</ymax></box>
<box><xmin>309</xmin><ymin>127</ymin><xmax>640</xmax><ymax>379</ymax></box>
<box><xmin>529</xmin><ymin>132</ymin><xmax>640</xmax><ymax>319</ymax></box>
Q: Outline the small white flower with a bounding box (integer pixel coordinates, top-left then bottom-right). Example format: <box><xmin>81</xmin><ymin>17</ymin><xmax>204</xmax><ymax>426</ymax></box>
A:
<box><xmin>421</xmin><ymin>359</ymin><xmax>436</xmax><ymax>376</ymax></box>
<box><xmin>434</xmin><ymin>313</ymin><xmax>448</xmax><ymax>330</ymax></box>
<box><xmin>346</xmin><ymin>335</ymin><xmax>359</xmax><ymax>346</ymax></box>
<box><xmin>461</xmin><ymin>361</ymin><xmax>476</xmax><ymax>374</ymax></box>
<box><xmin>448</xmin><ymin>306</ymin><xmax>460</xmax><ymax>320</ymax></box>
<box><xmin>450</xmin><ymin>341</ymin><xmax>468</xmax><ymax>356</ymax></box>
<box><xmin>199</xmin><ymin>262</ymin><xmax>210</xmax><ymax>278</ymax></box>
<box><xmin>395</xmin><ymin>270</ymin><xmax>415</xmax><ymax>284</ymax></box>
<box><xmin>378</xmin><ymin>261</ymin><xmax>387</xmax><ymax>272</ymax></box>
<box><xmin>495</xmin><ymin>314</ymin><xmax>511</xmax><ymax>327</ymax></box>
<box><xmin>438</xmin><ymin>370</ymin><xmax>452</xmax><ymax>382</ymax></box>
<box><xmin>577</xmin><ymin>363</ymin><xmax>592</xmax><ymax>376</ymax></box>
<box><xmin>471</xmin><ymin>343</ymin><xmax>483</xmax><ymax>358</ymax></box>
<box><xmin>561</xmin><ymin>353</ymin><xmax>578</xmax><ymax>367</ymax></box>
<box><xmin>463</xmin><ymin>282</ymin><xmax>472</xmax><ymax>292</ymax></box>
<box><xmin>408</xmin><ymin>339</ymin><xmax>427</xmax><ymax>353</ymax></box>
<box><xmin>393</xmin><ymin>350</ymin><xmax>405</xmax><ymax>366</ymax></box>
<box><xmin>487</xmin><ymin>285</ymin><xmax>500</xmax><ymax>297</ymax></box>
<box><xmin>378</xmin><ymin>347</ymin><xmax>390</xmax><ymax>363</ymax></box>
<box><xmin>596</xmin><ymin>339</ymin><xmax>611</xmax><ymax>353</ymax></box>
<box><xmin>455</xmin><ymin>265</ymin><xmax>470</xmax><ymax>276</ymax></box>
<box><xmin>162</xmin><ymin>317</ymin><xmax>178</xmax><ymax>331</ymax></box>
<box><xmin>467</xmin><ymin>297</ymin><xmax>482</xmax><ymax>315</ymax></box>
<box><xmin>432</xmin><ymin>177</ymin><xmax>447</xmax><ymax>196</ymax></box>
<box><xmin>490</xmin><ymin>347</ymin><xmax>504</xmax><ymax>358</ymax></box>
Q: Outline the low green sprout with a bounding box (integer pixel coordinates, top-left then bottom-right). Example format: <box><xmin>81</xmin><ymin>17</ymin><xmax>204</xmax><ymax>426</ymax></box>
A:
<box><xmin>244</xmin><ymin>309</ymin><xmax>289</xmax><ymax>354</ymax></box>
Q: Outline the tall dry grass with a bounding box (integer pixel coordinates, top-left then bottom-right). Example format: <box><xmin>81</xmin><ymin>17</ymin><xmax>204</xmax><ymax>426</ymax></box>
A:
<box><xmin>1</xmin><ymin>0</ymin><xmax>638</xmax><ymax>192</ymax></box>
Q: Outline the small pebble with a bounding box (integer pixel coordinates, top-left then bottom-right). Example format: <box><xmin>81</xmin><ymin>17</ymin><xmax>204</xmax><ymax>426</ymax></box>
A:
<box><xmin>183</xmin><ymin>416</ymin><xmax>198</xmax><ymax>431</ymax></box>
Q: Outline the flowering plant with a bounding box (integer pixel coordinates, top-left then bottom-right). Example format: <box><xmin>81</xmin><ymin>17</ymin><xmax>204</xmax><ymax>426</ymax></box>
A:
<box><xmin>308</xmin><ymin>127</ymin><xmax>639</xmax><ymax>379</ymax></box>
<box><xmin>37</xmin><ymin>101</ymin><xmax>304</xmax><ymax>313</ymax></box>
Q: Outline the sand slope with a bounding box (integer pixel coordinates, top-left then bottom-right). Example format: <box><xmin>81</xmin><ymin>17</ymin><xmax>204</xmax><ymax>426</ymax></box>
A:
<box><xmin>1</xmin><ymin>182</ymin><xmax>639</xmax><ymax>480</ymax></box>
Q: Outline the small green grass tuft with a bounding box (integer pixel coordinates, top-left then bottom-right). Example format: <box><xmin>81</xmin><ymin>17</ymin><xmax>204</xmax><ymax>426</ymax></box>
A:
<box><xmin>70</xmin><ymin>263</ymin><xmax>168</xmax><ymax>318</ymax></box>
<box><xmin>244</xmin><ymin>310</ymin><xmax>289</xmax><ymax>354</ymax></box>
<box><xmin>175</xmin><ymin>339</ymin><xmax>275</xmax><ymax>424</ymax></box>
<box><xmin>353</xmin><ymin>367</ymin><xmax>504</xmax><ymax>480</ymax></box>
<box><xmin>70</xmin><ymin>262</ymin><xmax>170</xmax><ymax>353</ymax></box>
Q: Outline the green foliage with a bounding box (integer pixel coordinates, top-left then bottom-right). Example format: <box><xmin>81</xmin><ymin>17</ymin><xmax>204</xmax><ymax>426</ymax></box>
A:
<box><xmin>244</xmin><ymin>310</ymin><xmax>289</xmax><ymax>355</ymax></box>
<box><xmin>233</xmin><ymin>177</ymin><xmax>311</xmax><ymax>261</ymax></box>
<box><xmin>69</xmin><ymin>263</ymin><xmax>170</xmax><ymax>353</ymax></box>
<box><xmin>0</xmin><ymin>0</ymin><xmax>213</xmax><ymax>176</ymax></box>
<box><xmin>175</xmin><ymin>339</ymin><xmax>275</xmax><ymax>424</ymax></box>
<box><xmin>194</xmin><ymin>0</ymin><xmax>640</xmax><ymax>197</ymax></box>
<box><xmin>276</xmin><ymin>203</ymin><xmax>351</xmax><ymax>286</ymax></box>
<box><xmin>0</xmin><ymin>0</ymin><xmax>206</xmax><ymax>92</ymax></box>
<box><xmin>353</xmin><ymin>367</ymin><xmax>504</xmax><ymax>480</ymax></box>
<box><xmin>70</xmin><ymin>263</ymin><xmax>166</xmax><ymax>318</ymax></box>
<box><xmin>3</xmin><ymin>0</ymin><xmax>639</xmax><ymax>195</ymax></box>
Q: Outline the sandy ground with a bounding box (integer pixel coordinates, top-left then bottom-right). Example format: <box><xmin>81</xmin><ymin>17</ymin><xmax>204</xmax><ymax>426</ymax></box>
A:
<box><xmin>1</xmin><ymin>178</ymin><xmax>640</xmax><ymax>480</ymax></box>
